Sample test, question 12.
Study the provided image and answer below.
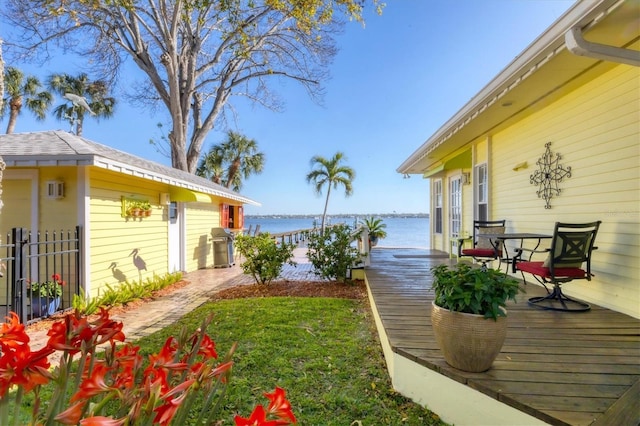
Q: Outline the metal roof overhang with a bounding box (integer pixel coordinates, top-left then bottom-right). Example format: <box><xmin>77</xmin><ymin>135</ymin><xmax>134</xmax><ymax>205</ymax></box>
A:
<box><xmin>397</xmin><ymin>0</ymin><xmax>639</xmax><ymax>175</ymax></box>
<box><xmin>169</xmin><ymin>188</ymin><xmax>213</xmax><ymax>203</ymax></box>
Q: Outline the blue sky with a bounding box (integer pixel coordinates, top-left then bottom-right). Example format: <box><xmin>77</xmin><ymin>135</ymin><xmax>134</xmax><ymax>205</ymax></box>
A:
<box><xmin>2</xmin><ymin>1</ymin><xmax>574</xmax><ymax>216</ymax></box>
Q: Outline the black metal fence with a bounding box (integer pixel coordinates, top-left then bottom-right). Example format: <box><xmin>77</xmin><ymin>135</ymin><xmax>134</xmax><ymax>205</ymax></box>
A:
<box><xmin>1</xmin><ymin>227</ymin><xmax>83</xmax><ymax>324</ymax></box>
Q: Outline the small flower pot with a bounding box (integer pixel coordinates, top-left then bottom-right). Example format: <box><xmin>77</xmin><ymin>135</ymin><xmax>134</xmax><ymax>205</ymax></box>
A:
<box><xmin>31</xmin><ymin>296</ymin><xmax>61</xmax><ymax>317</ymax></box>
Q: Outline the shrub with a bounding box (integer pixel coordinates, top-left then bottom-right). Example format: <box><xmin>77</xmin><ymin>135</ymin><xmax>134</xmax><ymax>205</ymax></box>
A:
<box><xmin>307</xmin><ymin>224</ymin><xmax>361</xmax><ymax>283</ymax></box>
<box><xmin>72</xmin><ymin>271</ymin><xmax>183</xmax><ymax>315</ymax></box>
<box><xmin>431</xmin><ymin>263</ymin><xmax>520</xmax><ymax>320</ymax></box>
<box><xmin>234</xmin><ymin>233</ymin><xmax>297</xmax><ymax>285</ymax></box>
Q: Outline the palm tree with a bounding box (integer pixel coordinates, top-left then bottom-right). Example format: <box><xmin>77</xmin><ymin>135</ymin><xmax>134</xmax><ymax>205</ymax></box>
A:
<box><xmin>196</xmin><ymin>147</ymin><xmax>225</xmax><ymax>186</ymax></box>
<box><xmin>47</xmin><ymin>73</ymin><xmax>115</xmax><ymax>136</ymax></box>
<box><xmin>196</xmin><ymin>131</ymin><xmax>265</xmax><ymax>192</ymax></box>
<box><xmin>306</xmin><ymin>152</ymin><xmax>355</xmax><ymax>233</ymax></box>
<box><xmin>1</xmin><ymin>67</ymin><xmax>53</xmax><ymax>134</ymax></box>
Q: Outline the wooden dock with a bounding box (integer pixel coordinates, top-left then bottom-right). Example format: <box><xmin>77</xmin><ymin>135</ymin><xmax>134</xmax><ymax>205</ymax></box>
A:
<box><xmin>366</xmin><ymin>248</ymin><xmax>640</xmax><ymax>426</ymax></box>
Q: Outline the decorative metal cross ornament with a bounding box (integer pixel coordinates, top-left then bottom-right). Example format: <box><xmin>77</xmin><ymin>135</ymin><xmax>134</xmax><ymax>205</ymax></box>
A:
<box><xmin>530</xmin><ymin>142</ymin><xmax>571</xmax><ymax>209</ymax></box>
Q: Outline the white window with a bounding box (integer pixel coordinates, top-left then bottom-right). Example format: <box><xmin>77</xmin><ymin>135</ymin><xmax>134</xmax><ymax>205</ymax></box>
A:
<box><xmin>434</xmin><ymin>180</ymin><xmax>443</xmax><ymax>234</ymax></box>
<box><xmin>476</xmin><ymin>163</ymin><xmax>488</xmax><ymax>221</ymax></box>
<box><xmin>450</xmin><ymin>177</ymin><xmax>462</xmax><ymax>236</ymax></box>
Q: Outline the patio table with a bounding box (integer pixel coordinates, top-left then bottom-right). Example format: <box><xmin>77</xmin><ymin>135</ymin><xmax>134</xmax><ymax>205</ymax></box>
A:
<box><xmin>481</xmin><ymin>233</ymin><xmax>552</xmax><ymax>273</ymax></box>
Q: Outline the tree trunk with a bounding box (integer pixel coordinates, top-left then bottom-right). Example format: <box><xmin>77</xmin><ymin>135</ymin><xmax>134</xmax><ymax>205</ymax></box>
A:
<box><xmin>6</xmin><ymin>97</ymin><xmax>22</xmax><ymax>134</ymax></box>
<box><xmin>0</xmin><ymin>38</ymin><xmax>4</xmax><ymax>112</ymax></box>
<box><xmin>321</xmin><ymin>185</ymin><xmax>332</xmax><ymax>234</ymax></box>
<box><xmin>0</xmin><ymin>38</ymin><xmax>4</xmax><ymax>213</ymax></box>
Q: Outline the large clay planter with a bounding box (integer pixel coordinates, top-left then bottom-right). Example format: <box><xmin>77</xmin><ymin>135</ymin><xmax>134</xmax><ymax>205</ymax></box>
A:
<box><xmin>431</xmin><ymin>301</ymin><xmax>507</xmax><ymax>372</ymax></box>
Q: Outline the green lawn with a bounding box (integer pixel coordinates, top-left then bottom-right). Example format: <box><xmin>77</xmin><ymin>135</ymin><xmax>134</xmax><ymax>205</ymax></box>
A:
<box><xmin>136</xmin><ymin>296</ymin><xmax>447</xmax><ymax>425</ymax></box>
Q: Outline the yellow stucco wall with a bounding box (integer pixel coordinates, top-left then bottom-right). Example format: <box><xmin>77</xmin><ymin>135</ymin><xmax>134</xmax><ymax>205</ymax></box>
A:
<box><xmin>184</xmin><ymin>202</ymin><xmax>220</xmax><ymax>271</ymax></box>
<box><xmin>87</xmin><ymin>168</ymin><xmax>169</xmax><ymax>297</ymax></box>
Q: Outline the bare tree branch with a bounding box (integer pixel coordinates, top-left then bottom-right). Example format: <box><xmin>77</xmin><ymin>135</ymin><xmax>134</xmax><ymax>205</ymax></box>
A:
<box><xmin>1</xmin><ymin>0</ymin><xmax>378</xmax><ymax>172</ymax></box>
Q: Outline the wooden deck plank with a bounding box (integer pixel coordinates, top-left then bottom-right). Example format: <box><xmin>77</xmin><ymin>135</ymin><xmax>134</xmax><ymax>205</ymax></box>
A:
<box><xmin>366</xmin><ymin>249</ymin><xmax>640</xmax><ymax>426</ymax></box>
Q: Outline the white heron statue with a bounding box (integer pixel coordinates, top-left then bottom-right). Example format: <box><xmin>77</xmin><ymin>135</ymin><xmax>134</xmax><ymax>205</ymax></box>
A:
<box><xmin>63</xmin><ymin>93</ymin><xmax>96</xmax><ymax>116</ymax></box>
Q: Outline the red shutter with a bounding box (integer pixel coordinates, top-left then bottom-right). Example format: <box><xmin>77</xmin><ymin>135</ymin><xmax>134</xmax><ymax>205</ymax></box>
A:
<box><xmin>220</xmin><ymin>204</ymin><xmax>229</xmax><ymax>227</ymax></box>
<box><xmin>237</xmin><ymin>206</ymin><xmax>244</xmax><ymax>229</ymax></box>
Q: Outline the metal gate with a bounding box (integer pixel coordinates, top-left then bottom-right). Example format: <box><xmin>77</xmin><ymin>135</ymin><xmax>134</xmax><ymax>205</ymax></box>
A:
<box><xmin>0</xmin><ymin>227</ymin><xmax>83</xmax><ymax>324</ymax></box>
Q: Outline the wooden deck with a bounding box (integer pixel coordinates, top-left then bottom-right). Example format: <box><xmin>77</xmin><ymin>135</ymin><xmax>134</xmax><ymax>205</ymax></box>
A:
<box><xmin>365</xmin><ymin>248</ymin><xmax>640</xmax><ymax>426</ymax></box>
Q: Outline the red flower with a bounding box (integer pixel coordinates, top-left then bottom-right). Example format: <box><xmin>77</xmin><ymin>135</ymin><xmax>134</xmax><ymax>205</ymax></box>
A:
<box><xmin>197</xmin><ymin>333</ymin><xmax>218</xmax><ymax>359</ymax></box>
<box><xmin>0</xmin><ymin>344</ymin><xmax>53</xmax><ymax>396</ymax></box>
<box><xmin>79</xmin><ymin>416</ymin><xmax>126</xmax><ymax>426</ymax></box>
<box><xmin>52</xmin><ymin>273</ymin><xmax>66</xmax><ymax>286</ymax></box>
<box><xmin>112</xmin><ymin>344</ymin><xmax>142</xmax><ymax>390</ymax></box>
<box><xmin>54</xmin><ymin>401</ymin><xmax>85</xmax><ymax>425</ymax></box>
<box><xmin>153</xmin><ymin>379</ymin><xmax>195</xmax><ymax>425</ymax></box>
<box><xmin>264</xmin><ymin>387</ymin><xmax>297</xmax><ymax>424</ymax></box>
<box><xmin>0</xmin><ymin>312</ymin><xmax>29</xmax><ymax>350</ymax></box>
<box><xmin>235</xmin><ymin>405</ymin><xmax>283</xmax><ymax>426</ymax></box>
<box><xmin>71</xmin><ymin>362</ymin><xmax>113</xmax><ymax>402</ymax></box>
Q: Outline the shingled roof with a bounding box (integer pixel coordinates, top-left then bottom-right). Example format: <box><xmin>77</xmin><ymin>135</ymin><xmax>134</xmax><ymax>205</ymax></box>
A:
<box><xmin>0</xmin><ymin>131</ymin><xmax>259</xmax><ymax>206</ymax></box>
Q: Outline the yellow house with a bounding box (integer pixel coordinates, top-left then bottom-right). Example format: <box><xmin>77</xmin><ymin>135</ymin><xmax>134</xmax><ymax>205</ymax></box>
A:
<box><xmin>398</xmin><ymin>0</ymin><xmax>639</xmax><ymax>318</ymax></box>
<box><xmin>0</xmin><ymin>130</ymin><xmax>258</xmax><ymax>301</ymax></box>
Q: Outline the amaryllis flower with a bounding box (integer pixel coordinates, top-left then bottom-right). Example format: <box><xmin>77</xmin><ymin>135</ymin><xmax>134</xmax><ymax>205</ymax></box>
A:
<box><xmin>197</xmin><ymin>333</ymin><xmax>218</xmax><ymax>359</ymax></box>
<box><xmin>234</xmin><ymin>405</ymin><xmax>284</xmax><ymax>426</ymax></box>
<box><xmin>71</xmin><ymin>363</ymin><xmax>113</xmax><ymax>402</ymax></box>
<box><xmin>79</xmin><ymin>416</ymin><xmax>126</xmax><ymax>426</ymax></box>
<box><xmin>0</xmin><ymin>312</ymin><xmax>29</xmax><ymax>350</ymax></box>
<box><xmin>153</xmin><ymin>379</ymin><xmax>195</xmax><ymax>425</ymax></box>
<box><xmin>46</xmin><ymin>313</ymin><xmax>91</xmax><ymax>353</ymax></box>
<box><xmin>92</xmin><ymin>309</ymin><xmax>126</xmax><ymax>345</ymax></box>
<box><xmin>54</xmin><ymin>400</ymin><xmax>85</xmax><ymax>425</ymax></box>
<box><xmin>0</xmin><ymin>344</ymin><xmax>53</xmax><ymax>396</ymax></box>
<box><xmin>264</xmin><ymin>387</ymin><xmax>297</xmax><ymax>423</ymax></box>
<box><xmin>112</xmin><ymin>344</ymin><xmax>142</xmax><ymax>390</ymax></box>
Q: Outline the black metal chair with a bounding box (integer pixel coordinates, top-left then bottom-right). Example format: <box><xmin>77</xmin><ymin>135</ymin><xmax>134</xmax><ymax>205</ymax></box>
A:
<box><xmin>457</xmin><ymin>220</ymin><xmax>506</xmax><ymax>269</ymax></box>
<box><xmin>515</xmin><ymin>221</ymin><xmax>601</xmax><ymax>312</ymax></box>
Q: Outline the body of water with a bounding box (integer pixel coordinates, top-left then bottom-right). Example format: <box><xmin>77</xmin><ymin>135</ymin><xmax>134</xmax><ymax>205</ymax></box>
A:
<box><xmin>244</xmin><ymin>216</ymin><xmax>430</xmax><ymax>249</ymax></box>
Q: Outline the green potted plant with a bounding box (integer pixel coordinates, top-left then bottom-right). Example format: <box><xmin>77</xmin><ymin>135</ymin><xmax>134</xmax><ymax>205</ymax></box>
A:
<box><xmin>127</xmin><ymin>200</ymin><xmax>142</xmax><ymax>217</ymax></box>
<box><xmin>430</xmin><ymin>263</ymin><xmax>520</xmax><ymax>372</ymax></box>
<box><xmin>27</xmin><ymin>273</ymin><xmax>65</xmax><ymax>317</ymax></box>
<box><xmin>359</xmin><ymin>216</ymin><xmax>387</xmax><ymax>247</ymax></box>
<box><xmin>140</xmin><ymin>200</ymin><xmax>152</xmax><ymax>217</ymax></box>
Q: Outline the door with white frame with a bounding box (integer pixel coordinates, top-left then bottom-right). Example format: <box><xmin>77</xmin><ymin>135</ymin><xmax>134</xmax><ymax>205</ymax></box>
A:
<box><xmin>449</xmin><ymin>176</ymin><xmax>462</xmax><ymax>238</ymax></box>
<box><xmin>167</xmin><ymin>202</ymin><xmax>184</xmax><ymax>272</ymax></box>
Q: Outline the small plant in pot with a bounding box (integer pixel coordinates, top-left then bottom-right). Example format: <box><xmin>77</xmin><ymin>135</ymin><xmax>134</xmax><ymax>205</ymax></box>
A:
<box><xmin>430</xmin><ymin>263</ymin><xmax>520</xmax><ymax>372</ymax></box>
<box><xmin>359</xmin><ymin>216</ymin><xmax>387</xmax><ymax>247</ymax></box>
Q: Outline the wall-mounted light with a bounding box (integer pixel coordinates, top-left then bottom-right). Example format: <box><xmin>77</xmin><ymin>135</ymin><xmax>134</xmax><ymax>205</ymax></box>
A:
<box><xmin>512</xmin><ymin>161</ymin><xmax>528</xmax><ymax>171</ymax></box>
<box><xmin>462</xmin><ymin>172</ymin><xmax>471</xmax><ymax>185</ymax></box>
<box><xmin>46</xmin><ymin>180</ymin><xmax>65</xmax><ymax>199</ymax></box>
<box><xmin>160</xmin><ymin>193</ymin><xmax>171</xmax><ymax>205</ymax></box>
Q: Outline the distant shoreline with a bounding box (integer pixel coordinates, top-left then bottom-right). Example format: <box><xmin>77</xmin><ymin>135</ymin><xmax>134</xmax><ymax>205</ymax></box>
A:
<box><xmin>246</xmin><ymin>213</ymin><xmax>429</xmax><ymax>219</ymax></box>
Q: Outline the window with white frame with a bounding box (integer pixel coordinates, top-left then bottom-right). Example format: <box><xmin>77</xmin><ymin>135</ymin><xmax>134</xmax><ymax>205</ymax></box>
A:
<box><xmin>450</xmin><ymin>176</ymin><xmax>462</xmax><ymax>236</ymax></box>
<box><xmin>434</xmin><ymin>180</ymin><xmax>443</xmax><ymax>234</ymax></box>
<box><xmin>476</xmin><ymin>163</ymin><xmax>488</xmax><ymax>221</ymax></box>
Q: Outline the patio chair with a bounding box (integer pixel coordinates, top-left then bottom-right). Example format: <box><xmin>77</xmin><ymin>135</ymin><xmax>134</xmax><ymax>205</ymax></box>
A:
<box><xmin>457</xmin><ymin>220</ymin><xmax>506</xmax><ymax>269</ymax></box>
<box><xmin>515</xmin><ymin>221</ymin><xmax>601</xmax><ymax>312</ymax></box>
